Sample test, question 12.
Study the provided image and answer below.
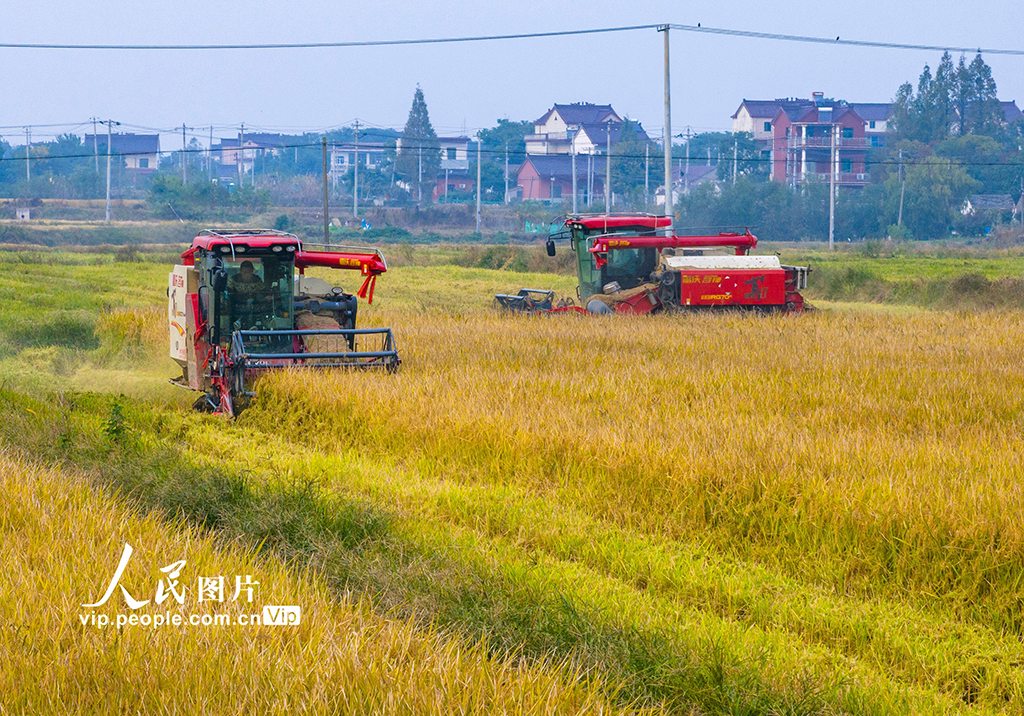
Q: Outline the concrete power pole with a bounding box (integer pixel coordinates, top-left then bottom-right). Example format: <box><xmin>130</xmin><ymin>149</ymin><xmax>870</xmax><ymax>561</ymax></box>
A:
<box><xmin>504</xmin><ymin>144</ymin><xmax>509</xmax><ymax>205</ymax></box>
<box><xmin>829</xmin><ymin>124</ymin><xmax>836</xmax><ymax>250</ymax></box>
<box><xmin>683</xmin><ymin>127</ymin><xmax>692</xmax><ymax>194</ymax></box>
<box><xmin>475</xmin><ymin>134</ymin><xmax>482</xmax><ymax>233</ymax></box>
<box><xmin>92</xmin><ymin>118</ymin><xmax>99</xmax><ymax>173</ymax></box>
<box><xmin>644</xmin><ymin>143</ymin><xmax>649</xmax><ymax>212</ymax></box>
<box><xmin>571</xmin><ymin>130</ymin><xmax>578</xmax><ymax>214</ymax></box>
<box><xmin>732</xmin><ymin>138</ymin><xmax>738</xmax><ymax>185</ymax></box>
<box><xmin>605</xmin><ymin>119</ymin><xmax>612</xmax><ymax>210</ymax></box>
<box><xmin>353</xmin><ymin>120</ymin><xmax>360</xmax><ymax>218</ymax></box>
<box><xmin>417</xmin><ymin>145</ymin><xmax>423</xmax><ymax>203</ymax></box>
<box><xmin>24</xmin><ymin>127</ymin><xmax>30</xmax><ymax>182</ymax></box>
<box><xmin>660</xmin><ymin>25</ymin><xmax>673</xmax><ymax>232</ymax></box>
<box><xmin>181</xmin><ymin>124</ymin><xmax>188</xmax><ymax>184</ymax></box>
<box><xmin>209</xmin><ymin>126</ymin><xmax>213</xmax><ymax>182</ymax></box>
<box><xmin>897</xmin><ymin>149</ymin><xmax>905</xmax><ymax>228</ymax></box>
<box><xmin>238</xmin><ymin>123</ymin><xmax>245</xmax><ymax>188</ymax></box>
<box><xmin>105</xmin><ymin>120</ymin><xmax>113</xmax><ymax>222</ymax></box>
<box><xmin>322</xmin><ymin>137</ymin><xmax>330</xmax><ymax>244</ymax></box>
<box><xmin>587</xmin><ymin>153</ymin><xmax>593</xmax><ymax>206</ymax></box>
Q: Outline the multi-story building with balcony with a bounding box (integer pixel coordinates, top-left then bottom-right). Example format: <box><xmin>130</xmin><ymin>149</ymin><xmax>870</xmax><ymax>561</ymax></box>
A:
<box><xmin>733</xmin><ymin>93</ymin><xmax>892</xmax><ymax>168</ymax></box>
<box><xmin>769</xmin><ymin>95</ymin><xmax>871</xmax><ymax>188</ymax></box>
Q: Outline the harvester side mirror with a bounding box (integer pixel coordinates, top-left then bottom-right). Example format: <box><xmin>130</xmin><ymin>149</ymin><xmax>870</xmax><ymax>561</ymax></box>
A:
<box><xmin>546</xmin><ymin>239</ymin><xmax>556</xmax><ymax>257</ymax></box>
<box><xmin>212</xmin><ymin>268</ymin><xmax>228</xmax><ymax>293</ymax></box>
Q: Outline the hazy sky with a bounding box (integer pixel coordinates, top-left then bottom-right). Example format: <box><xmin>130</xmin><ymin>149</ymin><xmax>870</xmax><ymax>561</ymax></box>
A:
<box><xmin>2</xmin><ymin>0</ymin><xmax>1022</xmax><ymax>149</ymax></box>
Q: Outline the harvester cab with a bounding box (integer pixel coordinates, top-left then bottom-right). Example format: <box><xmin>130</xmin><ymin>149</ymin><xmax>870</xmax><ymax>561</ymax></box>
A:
<box><xmin>169</xmin><ymin>229</ymin><xmax>399</xmax><ymax>416</ymax></box>
<box><xmin>498</xmin><ymin>213</ymin><xmax>809</xmax><ymax>315</ymax></box>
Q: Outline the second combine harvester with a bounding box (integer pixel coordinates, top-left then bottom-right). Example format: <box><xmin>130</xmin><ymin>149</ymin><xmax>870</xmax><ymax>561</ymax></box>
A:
<box><xmin>495</xmin><ymin>214</ymin><xmax>809</xmax><ymax>314</ymax></box>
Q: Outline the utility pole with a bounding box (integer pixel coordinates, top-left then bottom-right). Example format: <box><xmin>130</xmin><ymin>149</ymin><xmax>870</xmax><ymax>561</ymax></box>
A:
<box><xmin>91</xmin><ymin>118</ymin><xmax>99</xmax><ymax>173</ymax></box>
<box><xmin>829</xmin><ymin>124</ymin><xmax>836</xmax><ymax>250</ymax></box>
<box><xmin>322</xmin><ymin>136</ymin><xmax>330</xmax><ymax>244</ymax></box>
<box><xmin>660</xmin><ymin>25</ymin><xmax>673</xmax><ymax>232</ymax></box>
<box><xmin>105</xmin><ymin>120</ymin><xmax>114</xmax><ymax>222</ymax></box>
<box><xmin>504</xmin><ymin>144</ymin><xmax>509</xmax><ymax>204</ymax></box>
<box><xmin>24</xmin><ymin>127</ymin><xmax>30</xmax><ymax>182</ymax></box>
<box><xmin>417</xmin><ymin>145</ymin><xmax>423</xmax><ymax>203</ymax></box>
<box><xmin>238</xmin><ymin>123</ymin><xmax>245</xmax><ymax>188</ymax></box>
<box><xmin>208</xmin><ymin>126</ymin><xmax>213</xmax><ymax>182</ymax></box>
<box><xmin>682</xmin><ymin>127</ymin><xmax>693</xmax><ymax>194</ymax></box>
<box><xmin>353</xmin><ymin>120</ymin><xmax>360</xmax><ymax>218</ymax></box>
<box><xmin>605</xmin><ymin>119</ymin><xmax>612</xmax><ymax>210</ymax></box>
<box><xmin>475</xmin><ymin>133</ymin><xmax>482</xmax><ymax>233</ymax></box>
<box><xmin>644</xmin><ymin>143</ymin><xmax>650</xmax><ymax>212</ymax></box>
<box><xmin>444</xmin><ymin>167</ymin><xmax>449</xmax><ymax>203</ymax></box>
<box><xmin>181</xmin><ymin>123</ymin><xmax>188</xmax><ymax>184</ymax></box>
<box><xmin>587</xmin><ymin>153</ymin><xmax>593</xmax><ymax>206</ymax></box>
<box><xmin>732</xmin><ymin>137</ymin><xmax>738</xmax><ymax>186</ymax></box>
<box><xmin>571</xmin><ymin>129</ymin><xmax>578</xmax><ymax>214</ymax></box>
<box><xmin>897</xmin><ymin>148</ymin><xmax>905</xmax><ymax>228</ymax></box>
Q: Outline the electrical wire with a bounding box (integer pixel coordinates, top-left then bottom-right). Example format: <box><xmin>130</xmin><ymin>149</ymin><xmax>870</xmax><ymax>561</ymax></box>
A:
<box><xmin>0</xmin><ymin>22</ymin><xmax>1020</xmax><ymax>56</ymax></box>
<box><xmin>0</xmin><ymin>24</ymin><xmax>661</xmax><ymax>50</ymax></box>
<box><xmin>2</xmin><ymin>141</ymin><xmax>1021</xmax><ymax>169</ymax></box>
<box><xmin>668</xmin><ymin>24</ymin><xmax>1024</xmax><ymax>57</ymax></box>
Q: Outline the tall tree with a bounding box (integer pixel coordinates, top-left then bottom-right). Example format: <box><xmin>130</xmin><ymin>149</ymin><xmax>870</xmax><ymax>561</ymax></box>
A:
<box><xmin>967</xmin><ymin>53</ymin><xmax>1001</xmax><ymax>135</ymax></box>
<box><xmin>890</xmin><ymin>82</ymin><xmax>917</xmax><ymax>141</ymax></box>
<box><xmin>953</xmin><ymin>54</ymin><xmax>973</xmax><ymax>136</ymax></box>
<box><xmin>395</xmin><ymin>86</ymin><xmax>440</xmax><ymax>203</ymax></box>
<box><xmin>929</xmin><ymin>52</ymin><xmax>956</xmax><ymax>140</ymax></box>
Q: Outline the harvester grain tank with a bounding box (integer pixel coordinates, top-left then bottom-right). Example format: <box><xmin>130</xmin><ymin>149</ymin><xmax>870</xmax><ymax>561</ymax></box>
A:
<box><xmin>495</xmin><ymin>214</ymin><xmax>809</xmax><ymax>314</ymax></box>
<box><xmin>169</xmin><ymin>229</ymin><xmax>399</xmax><ymax>416</ymax></box>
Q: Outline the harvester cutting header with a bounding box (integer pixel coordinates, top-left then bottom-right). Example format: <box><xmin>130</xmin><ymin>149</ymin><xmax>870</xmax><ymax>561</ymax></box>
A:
<box><xmin>169</xmin><ymin>229</ymin><xmax>399</xmax><ymax>416</ymax></box>
<box><xmin>496</xmin><ymin>214</ymin><xmax>809</xmax><ymax>315</ymax></box>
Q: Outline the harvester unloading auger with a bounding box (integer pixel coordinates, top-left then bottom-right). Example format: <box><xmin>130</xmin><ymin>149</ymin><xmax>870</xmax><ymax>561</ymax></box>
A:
<box><xmin>169</xmin><ymin>229</ymin><xmax>399</xmax><ymax>417</ymax></box>
<box><xmin>495</xmin><ymin>214</ymin><xmax>809</xmax><ymax>315</ymax></box>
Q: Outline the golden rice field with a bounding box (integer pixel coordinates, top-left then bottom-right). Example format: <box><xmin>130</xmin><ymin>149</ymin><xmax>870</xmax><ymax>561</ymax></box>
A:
<box><xmin>2</xmin><ymin>246</ymin><xmax>1024</xmax><ymax>714</ymax></box>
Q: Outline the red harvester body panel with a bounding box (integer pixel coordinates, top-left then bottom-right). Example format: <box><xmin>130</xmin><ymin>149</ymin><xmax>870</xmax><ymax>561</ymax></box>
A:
<box><xmin>673</xmin><ymin>269</ymin><xmax>787</xmax><ymax>307</ymax></box>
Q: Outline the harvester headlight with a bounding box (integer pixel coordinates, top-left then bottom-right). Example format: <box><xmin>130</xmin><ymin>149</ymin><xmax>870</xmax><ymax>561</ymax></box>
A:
<box><xmin>272</xmin><ymin>245</ymin><xmax>283</xmax><ymax>253</ymax></box>
<box><xmin>285</xmin><ymin>246</ymin><xmax>296</xmax><ymax>252</ymax></box>
<box><xmin>219</xmin><ymin>245</ymin><xmax>231</xmax><ymax>253</ymax></box>
<box><xmin>235</xmin><ymin>245</ymin><xmax>247</xmax><ymax>253</ymax></box>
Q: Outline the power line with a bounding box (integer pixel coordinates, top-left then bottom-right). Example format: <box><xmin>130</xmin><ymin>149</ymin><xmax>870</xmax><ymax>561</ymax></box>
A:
<box><xmin>2</xmin><ymin>140</ymin><xmax>1021</xmax><ymax>169</ymax></box>
<box><xmin>0</xmin><ymin>24</ymin><xmax>660</xmax><ymax>50</ymax></box>
<box><xmin>0</xmin><ymin>22</ymin><xmax>1020</xmax><ymax>56</ymax></box>
<box><xmin>669</xmin><ymin>23</ymin><xmax>1024</xmax><ymax>57</ymax></box>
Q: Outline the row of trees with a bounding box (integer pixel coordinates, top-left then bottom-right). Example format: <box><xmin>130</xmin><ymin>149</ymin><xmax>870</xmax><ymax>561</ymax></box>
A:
<box><xmin>891</xmin><ymin>52</ymin><xmax>1005</xmax><ymax>143</ymax></box>
<box><xmin>676</xmin><ymin>53</ymin><xmax>1022</xmax><ymax>240</ymax></box>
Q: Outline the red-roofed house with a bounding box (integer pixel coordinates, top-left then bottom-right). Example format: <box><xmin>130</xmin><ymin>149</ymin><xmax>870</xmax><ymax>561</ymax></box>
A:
<box><xmin>516</xmin><ymin>154</ymin><xmax>605</xmax><ymax>202</ymax></box>
<box><xmin>770</xmin><ymin>100</ymin><xmax>870</xmax><ymax>187</ymax></box>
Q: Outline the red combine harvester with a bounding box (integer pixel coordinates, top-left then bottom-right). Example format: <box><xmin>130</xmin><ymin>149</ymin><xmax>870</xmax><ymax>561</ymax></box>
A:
<box><xmin>495</xmin><ymin>214</ymin><xmax>809</xmax><ymax>315</ymax></box>
<box><xmin>168</xmin><ymin>229</ymin><xmax>399</xmax><ymax>416</ymax></box>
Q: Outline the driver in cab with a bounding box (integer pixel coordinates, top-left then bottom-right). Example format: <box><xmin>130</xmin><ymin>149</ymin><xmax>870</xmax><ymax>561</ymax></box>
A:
<box><xmin>229</xmin><ymin>260</ymin><xmax>271</xmax><ymax>328</ymax></box>
<box><xmin>230</xmin><ymin>260</ymin><xmax>264</xmax><ymax>294</ymax></box>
